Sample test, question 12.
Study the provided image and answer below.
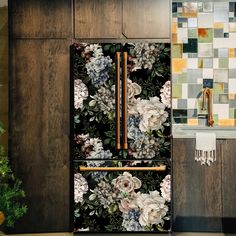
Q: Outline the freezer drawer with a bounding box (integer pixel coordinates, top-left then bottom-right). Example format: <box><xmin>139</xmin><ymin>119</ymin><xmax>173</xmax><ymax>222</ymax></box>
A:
<box><xmin>74</xmin><ymin>161</ymin><xmax>171</xmax><ymax>232</ymax></box>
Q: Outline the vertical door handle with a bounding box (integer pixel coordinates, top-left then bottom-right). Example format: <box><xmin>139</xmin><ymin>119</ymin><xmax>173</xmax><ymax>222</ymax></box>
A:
<box><xmin>122</xmin><ymin>52</ymin><xmax>128</xmax><ymax>150</ymax></box>
<box><xmin>115</xmin><ymin>52</ymin><xmax>121</xmax><ymax>150</ymax></box>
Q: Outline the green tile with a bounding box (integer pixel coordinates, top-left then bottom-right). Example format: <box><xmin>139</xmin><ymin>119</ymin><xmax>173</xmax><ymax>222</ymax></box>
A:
<box><xmin>188</xmin><ymin>28</ymin><xmax>198</xmax><ymax>38</ymax></box>
<box><xmin>172</xmin><ymin>44</ymin><xmax>182</xmax><ymax>58</ymax></box>
<box><xmin>219</xmin><ymin>58</ymin><xmax>228</xmax><ymax>68</ymax></box>
<box><xmin>198</xmin><ymin>28</ymin><xmax>213</xmax><ymax>43</ymax></box>
<box><xmin>229</xmin><ymin>108</ymin><xmax>235</xmax><ymax>119</ymax></box>
<box><xmin>178</xmin><ymin>72</ymin><xmax>187</xmax><ymax>83</ymax></box>
<box><xmin>213</xmin><ymin>82</ymin><xmax>224</xmax><ymax>94</ymax></box>
<box><xmin>172</xmin><ymin>84</ymin><xmax>182</xmax><ymax>98</ymax></box>
<box><xmin>213</xmin><ymin>114</ymin><xmax>219</xmax><ymax>124</ymax></box>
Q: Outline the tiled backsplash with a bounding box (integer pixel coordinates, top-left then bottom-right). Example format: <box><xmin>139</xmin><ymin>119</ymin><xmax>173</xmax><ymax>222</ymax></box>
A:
<box><xmin>172</xmin><ymin>1</ymin><xmax>236</xmax><ymax>126</ymax></box>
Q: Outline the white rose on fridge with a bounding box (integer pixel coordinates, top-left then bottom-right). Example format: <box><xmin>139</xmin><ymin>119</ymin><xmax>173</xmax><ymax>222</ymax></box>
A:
<box><xmin>136</xmin><ymin>97</ymin><xmax>168</xmax><ymax>132</ymax></box>
<box><xmin>136</xmin><ymin>190</ymin><xmax>168</xmax><ymax>226</ymax></box>
<box><xmin>112</xmin><ymin>172</ymin><xmax>141</xmax><ymax>193</ymax></box>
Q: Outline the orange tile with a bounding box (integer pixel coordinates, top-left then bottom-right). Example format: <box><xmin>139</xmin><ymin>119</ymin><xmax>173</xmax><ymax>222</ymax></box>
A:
<box><xmin>172</xmin><ymin>58</ymin><xmax>187</xmax><ymax>73</ymax></box>
<box><xmin>228</xmin><ymin>94</ymin><xmax>235</xmax><ymax>100</ymax></box>
<box><xmin>172</xmin><ymin>33</ymin><xmax>177</xmax><ymax>43</ymax></box>
<box><xmin>188</xmin><ymin>119</ymin><xmax>198</xmax><ymax>126</ymax></box>
<box><xmin>229</xmin><ymin>48</ymin><xmax>235</xmax><ymax>58</ymax></box>
<box><xmin>218</xmin><ymin>119</ymin><xmax>235</xmax><ymax>126</ymax></box>
<box><xmin>214</xmin><ymin>22</ymin><xmax>224</xmax><ymax>29</ymax></box>
<box><xmin>172</xmin><ymin>22</ymin><xmax>177</xmax><ymax>34</ymax></box>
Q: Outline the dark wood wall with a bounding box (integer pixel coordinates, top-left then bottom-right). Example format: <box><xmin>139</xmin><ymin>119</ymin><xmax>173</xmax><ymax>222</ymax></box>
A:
<box><xmin>8</xmin><ymin>0</ymin><xmax>170</xmax><ymax>233</ymax></box>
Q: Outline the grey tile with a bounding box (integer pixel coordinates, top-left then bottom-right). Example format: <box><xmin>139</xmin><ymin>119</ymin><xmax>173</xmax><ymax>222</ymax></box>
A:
<box><xmin>218</xmin><ymin>48</ymin><xmax>229</xmax><ymax>58</ymax></box>
<box><xmin>188</xmin><ymin>84</ymin><xmax>202</xmax><ymax>98</ymax></box>
<box><xmin>219</xmin><ymin>94</ymin><xmax>229</xmax><ymax>103</ymax></box>
<box><xmin>203</xmin><ymin>2</ymin><xmax>213</xmax><ymax>12</ymax></box>
<box><xmin>229</xmin><ymin>69</ymin><xmax>236</xmax><ymax>78</ymax></box>
<box><xmin>230</xmin><ymin>98</ymin><xmax>236</xmax><ymax>108</ymax></box>
<box><xmin>214</xmin><ymin>48</ymin><xmax>219</xmax><ymax>57</ymax></box>
<box><xmin>203</xmin><ymin>58</ymin><xmax>213</xmax><ymax>68</ymax></box>
<box><xmin>214</xmin><ymin>69</ymin><xmax>228</xmax><ymax>82</ymax></box>
<box><xmin>214</xmin><ymin>29</ymin><xmax>224</xmax><ymax>38</ymax></box>
<box><xmin>213</xmin><ymin>94</ymin><xmax>220</xmax><ymax>103</ymax></box>
<box><xmin>187</xmin><ymin>69</ymin><xmax>203</xmax><ymax>83</ymax></box>
<box><xmin>188</xmin><ymin>109</ymin><xmax>198</xmax><ymax>117</ymax></box>
<box><xmin>178</xmin><ymin>99</ymin><xmax>188</xmax><ymax>109</ymax></box>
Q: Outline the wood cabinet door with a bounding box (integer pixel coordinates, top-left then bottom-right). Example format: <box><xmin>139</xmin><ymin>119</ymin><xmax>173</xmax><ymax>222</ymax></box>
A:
<box><xmin>222</xmin><ymin>139</ymin><xmax>236</xmax><ymax>233</ymax></box>
<box><xmin>172</xmin><ymin>138</ymin><xmax>222</xmax><ymax>232</ymax></box>
<box><xmin>123</xmin><ymin>0</ymin><xmax>170</xmax><ymax>39</ymax></box>
<box><xmin>74</xmin><ymin>0</ymin><xmax>122</xmax><ymax>39</ymax></box>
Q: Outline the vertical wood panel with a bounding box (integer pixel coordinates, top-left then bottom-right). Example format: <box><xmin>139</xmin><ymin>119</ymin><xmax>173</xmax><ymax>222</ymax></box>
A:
<box><xmin>9</xmin><ymin>39</ymin><xmax>71</xmax><ymax>233</ymax></box>
<box><xmin>75</xmin><ymin>0</ymin><xmax>122</xmax><ymax>38</ymax></box>
<box><xmin>173</xmin><ymin>139</ymin><xmax>222</xmax><ymax>232</ymax></box>
<box><xmin>222</xmin><ymin>140</ymin><xmax>236</xmax><ymax>233</ymax></box>
<box><xmin>123</xmin><ymin>0</ymin><xmax>170</xmax><ymax>39</ymax></box>
<box><xmin>9</xmin><ymin>0</ymin><xmax>72</xmax><ymax>38</ymax></box>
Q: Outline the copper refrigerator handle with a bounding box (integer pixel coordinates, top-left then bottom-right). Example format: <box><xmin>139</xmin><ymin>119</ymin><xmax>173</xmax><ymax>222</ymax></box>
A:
<box><xmin>122</xmin><ymin>52</ymin><xmax>128</xmax><ymax>150</ymax></box>
<box><xmin>116</xmin><ymin>52</ymin><xmax>121</xmax><ymax>150</ymax></box>
<box><xmin>79</xmin><ymin>165</ymin><xmax>166</xmax><ymax>172</ymax></box>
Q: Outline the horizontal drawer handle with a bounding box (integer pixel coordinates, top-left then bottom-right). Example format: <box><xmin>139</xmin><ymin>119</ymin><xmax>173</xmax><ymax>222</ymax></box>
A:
<box><xmin>79</xmin><ymin>165</ymin><xmax>166</xmax><ymax>172</ymax></box>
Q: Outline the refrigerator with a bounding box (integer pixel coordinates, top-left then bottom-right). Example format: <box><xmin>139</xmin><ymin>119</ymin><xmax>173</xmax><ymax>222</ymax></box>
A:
<box><xmin>72</xmin><ymin>42</ymin><xmax>171</xmax><ymax>232</ymax></box>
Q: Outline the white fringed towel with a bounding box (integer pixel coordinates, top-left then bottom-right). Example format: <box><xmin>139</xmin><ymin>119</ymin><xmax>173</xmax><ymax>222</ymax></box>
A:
<box><xmin>195</xmin><ymin>132</ymin><xmax>216</xmax><ymax>166</ymax></box>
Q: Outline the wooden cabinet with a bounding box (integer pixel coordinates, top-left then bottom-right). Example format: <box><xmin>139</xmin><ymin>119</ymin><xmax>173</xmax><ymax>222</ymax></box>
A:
<box><xmin>123</xmin><ymin>0</ymin><xmax>170</xmax><ymax>39</ymax></box>
<box><xmin>9</xmin><ymin>0</ymin><xmax>72</xmax><ymax>38</ymax></box>
<box><xmin>173</xmin><ymin>138</ymin><xmax>236</xmax><ymax>232</ymax></box>
<box><xmin>222</xmin><ymin>140</ymin><xmax>236</xmax><ymax>233</ymax></box>
<box><xmin>74</xmin><ymin>0</ymin><xmax>170</xmax><ymax>39</ymax></box>
<box><xmin>8</xmin><ymin>39</ymin><xmax>71</xmax><ymax>233</ymax></box>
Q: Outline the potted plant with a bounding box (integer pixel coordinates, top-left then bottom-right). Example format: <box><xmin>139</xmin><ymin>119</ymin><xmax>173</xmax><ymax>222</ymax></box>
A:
<box><xmin>0</xmin><ymin>122</ymin><xmax>27</xmax><ymax>232</ymax></box>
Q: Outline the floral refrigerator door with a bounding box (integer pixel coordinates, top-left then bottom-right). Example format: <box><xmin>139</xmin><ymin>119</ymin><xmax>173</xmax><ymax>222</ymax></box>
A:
<box><xmin>72</xmin><ymin>43</ymin><xmax>171</xmax><ymax>232</ymax></box>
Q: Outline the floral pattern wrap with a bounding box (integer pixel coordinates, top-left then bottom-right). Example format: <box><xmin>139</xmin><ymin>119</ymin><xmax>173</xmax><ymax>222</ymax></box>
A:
<box><xmin>72</xmin><ymin>43</ymin><xmax>171</xmax><ymax>232</ymax></box>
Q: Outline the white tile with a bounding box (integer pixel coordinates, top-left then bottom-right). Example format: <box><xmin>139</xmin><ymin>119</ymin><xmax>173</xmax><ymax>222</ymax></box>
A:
<box><xmin>187</xmin><ymin>58</ymin><xmax>198</xmax><ymax>69</ymax></box>
<box><xmin>213</xmin><ymin>58</ymin><xmax>219</xmax><ymax>68</ymax></box>
<box><xmin>198</xmin><ymin>13</ymin><xmax>214</xmax><ymax>28</ymax></box>
<box><xmin>213</xmin><ymin>104</ymin><xmax>229</xmax><ymax>119</ymax></box>
<box><xmin>182</xmin><ymin>22</ymin><xmax>188</xmax><ymax>28</ymax></box>
<box><xmin>182</xmin><ymin>84</ymin><xmax>188</xmax><ymax>99</ymax></box>
<box><xmin>229</xmin><ymin>58</ymin><xmax>236</xmax><ymax>68</ymax></box>
<box><xmin>183</xmin><ymin>53</ymin><xmax>188</xmax><ymax>59</ymax></box>
<box><xmin>197</xmin><ymin>78</ymin><xmax>203</xmax><ymax>84</ymax></box>
<box><xmin>203</xmin><ymin>68</ymin><xmax>213</xmax><ymax>78</ymax></box>
<box><xmin>229</xmin><ymin>79</ymin><xmax>236</xmax><ymax>94</ymax></box>
<box><xmin>172</xmin><ymin>99</ymin><xmax>178</xmax><ymax>109</ymax></box>
<box><xmin>214</xmin><ymin>33</ymin><xmax>236</xmax><ymax>48</ymax></box>
<box><xmin>224</xmin><ymin>23</ymin><xmax>229</xmax><ymax>32</ymax></box>
<box><xmin>218</xmin><ymin>48</ymin><xmax>229</xmax><ymax>58</ymax></box>
<box><xmin>229</xmin><ymin>12</ymin><xmax>234</xmax><ymax>18</ymax></box>
<box><xmin>214</xmin><ymin>2</ymin><xmax>229</xmax><ymax>23</ymax></box>
<box><xmin>188</xmin><ymin>98</ymin><xmax>197</xmax><ymax>109</ymax></box>
<box><xmin>188</xmin><ymin>18</ymin><xmax>197</xmax><ymax>28</ymax></box>
<box><xmin>214</xmin><ymin>69</ymin><xmax>228</xmax><ymax>82</ymax></box>
<box><xmin>229</xmin><ymin>23</ymin><xmax>236</xmax><ymax>32</ymax></box>
<box><xmin>177</xmin><ymin>28</ymin><xmax>188</xmax><ymax>43</ymax></box>
<box><xmin>182</xmin><ymin>37</ymin><xmax>188</xmax><ymax>43</ymax></box>
<box><xmin>173</xmin><ymin>17</ymin><xmax>177</xmax><ymax>23</ymax></box>
<box><xmin>198</xmin><ymin>43</ymin><xmax>213</xmax><ymax>57</ymax></box>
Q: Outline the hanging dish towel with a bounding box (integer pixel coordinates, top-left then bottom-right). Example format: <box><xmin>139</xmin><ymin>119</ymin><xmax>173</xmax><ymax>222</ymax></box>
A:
<box><xmin>195</xmin><ymin>132</ymin><xmax>216</xmax><ymax>166</ymax></box>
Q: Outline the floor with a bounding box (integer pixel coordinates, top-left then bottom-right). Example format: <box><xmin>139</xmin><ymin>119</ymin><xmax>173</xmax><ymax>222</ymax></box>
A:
<box><xmin>1</xmin><ymin>233</ymin><xmax>236</xmax><ymax>236</ymax></box>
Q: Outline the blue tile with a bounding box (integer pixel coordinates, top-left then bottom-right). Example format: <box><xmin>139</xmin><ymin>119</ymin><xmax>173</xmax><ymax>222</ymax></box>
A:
<box><xmin>172</xmin><ymin>2</ymin><xmax>177</xmax><ymax>13</ymax></box>
<box><xmin>203</xmin><ymin>79</ymin><xmax>213</xmax><ymax>88</ymax></box>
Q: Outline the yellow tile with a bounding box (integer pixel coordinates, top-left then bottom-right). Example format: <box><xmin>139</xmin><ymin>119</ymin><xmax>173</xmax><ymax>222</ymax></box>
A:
<box><xmin>172</xmin><ymin>22</ymin><xmax>177</xmax><ymax>34</ymax></box>
<box><xmin>172</xmin><ymin>33</ymin><xmax>177</xmax><ymax>43</ymax></box>
<box><xmin>229</xmin><ymin>48</ymin><xmax>235</xmax><ymax>58</ymax></box>
<box><xmin>182</xmin><ymin>12</ymin><xmax>197</xmax><ymax>18</ymax></box>
<box><xmin>214</xmin><ymin>22</ymin><xmax>224</xmax><ymax>29</ymax></box>
<box><xmin>228</xmin><ymin>94</ymin><xmax>235</xmax><ymax>100</ymax></box>
<box><xmin>172</xmin><ymin>58</ymin><xmax>187</xmax><ymax>74</ymax></box>
<box><xmin>198</xmin><ymin>59</ymin><xmax>203</xmax><ymax>68</ymax></box>
<box><xmin>218</xmin><ymin>119</ymin><xmax>235</xmax><ymax>126</ymax></box>
<box><xmin>188</xmin><ymin>119</ymin><xmax>198</xmax><ymax>125</ymax></box>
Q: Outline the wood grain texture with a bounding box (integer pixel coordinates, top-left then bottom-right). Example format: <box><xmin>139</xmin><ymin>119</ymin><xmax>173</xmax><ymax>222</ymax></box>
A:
<box><xmin>8</xmin><ymin>39</ymin><xmax>71</xmax><ymax>233</ymax></box>
<box><xmin>123</xmin><ymin>0</ymin><xmax>170</xmax><ymax>39</ymax></box>
<box><xmin>222</xmin><ymin>140</ymin><xmax>236</xmax><ymax>232</ymax></box>
<box><xmin>75</xmin><ymin>0</ymin><xmax>122</xmax><ymax>38</ymax></box>
<box><xmin>9</xmin><ymin>0</ymin><xmax>72</xmax><ymax>38</ymax></box>
<box><xmin>172</xmin><ymin>139</ymin><xmax>222</xmax><ymax>232</ymax></box>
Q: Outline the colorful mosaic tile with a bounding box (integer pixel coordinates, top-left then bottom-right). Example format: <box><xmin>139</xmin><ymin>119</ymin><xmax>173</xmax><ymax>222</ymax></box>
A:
<box><xmin>172</xmin><ymin>0</ymin><xmax>236</xmax><ymax>126</ymax></box>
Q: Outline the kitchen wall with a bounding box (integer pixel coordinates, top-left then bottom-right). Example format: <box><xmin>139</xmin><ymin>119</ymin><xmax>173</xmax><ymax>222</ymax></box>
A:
<box><xmin>172</xmin><ymin>0</ymin><xmax>236</xmax><ymax>126</ymax></box>
<box><xmin>0</xmin><ymin>0</ymin><xmax>8</xmax><ymax>154</ymax></box>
